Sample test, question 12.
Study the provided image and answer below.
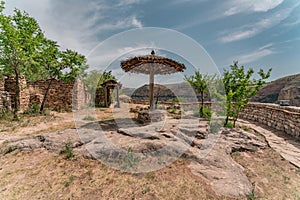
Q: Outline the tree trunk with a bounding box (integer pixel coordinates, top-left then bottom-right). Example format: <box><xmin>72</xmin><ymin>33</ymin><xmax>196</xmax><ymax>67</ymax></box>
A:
<box><xmin>233</xmin><ymin>107</ymin><xmax>241</xmax><ymax>128</ymax></box>
<box><xmin>13</xmin><ymin>67</ymin><xmax>20</xmax><ymax>121</ymax></box>
<box><xmin>224</xmin><ymin>100</ymin><xmax>231</xmax><ymax>126</ymax></box>
<box><xmin>40</xmin><ymin>78</ymin><xmax>54</xmax><ymax>113</ymax></box>
<box><xmin>200</xmin><ymin>91</ymin><xmax>204</xmax><ymax>117</ymax></box>
<box><xmin>225</xmin><ymin>115</ymin><xmax>229</xmax><ymax>126</ymax></box>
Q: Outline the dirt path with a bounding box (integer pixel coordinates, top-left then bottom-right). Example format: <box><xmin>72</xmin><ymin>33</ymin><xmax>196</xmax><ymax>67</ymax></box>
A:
<box><xmin>238</xmin><ymin>119</ymin><xmax>300</xmax><ymax>168</ymax></box>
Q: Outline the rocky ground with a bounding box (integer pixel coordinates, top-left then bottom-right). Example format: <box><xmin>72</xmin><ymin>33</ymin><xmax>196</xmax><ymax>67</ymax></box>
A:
<box><xmin>0</xmin><ymin>107</ymin><xmax>299</xmax><ymax>199</ymax></box>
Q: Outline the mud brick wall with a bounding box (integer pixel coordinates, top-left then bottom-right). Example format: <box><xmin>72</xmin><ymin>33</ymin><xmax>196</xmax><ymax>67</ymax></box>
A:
<box><xmin>72</xmin><ymin>79</ymin><xmax>91</xmax><ymax>110</ymax></box>
<box><xmin>0</xmin><ymin>76</ymin><xmax>11</xmax><ymax>111</ymax></box>
<box><xmin>4</xmin><ymin>76</ymin><xmax>29</xmax><ymax>112</ymax></box>
<box><xmin>28</xmin><ymin>79</ymin><xmax>90</xmax><ymax>111</ymax></box>
<box><xmin>240</xmin><ymin>103</ymin><xmax>300</xmax><ymax>139</ymax></box>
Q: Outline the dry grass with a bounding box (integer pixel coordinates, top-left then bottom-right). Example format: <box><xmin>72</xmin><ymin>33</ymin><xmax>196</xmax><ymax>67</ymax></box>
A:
<box><xmin>0</xmin><ymin>107</ymin><xmax>299</xmax><ymax>199</ymax></box>
<box><xmin>0</xmin><ymin>112</ymin><xmax>75</xmax><ymax>137</ymax></box>
<box><xmin>232</xmin><ymin>149</ymin><xmax>300</xmax><ymax>200</ymax></box>
<box><xmin>0</xmin><ymin>150</ymin><xmax>234</xmax><ymax>200</ymax></box>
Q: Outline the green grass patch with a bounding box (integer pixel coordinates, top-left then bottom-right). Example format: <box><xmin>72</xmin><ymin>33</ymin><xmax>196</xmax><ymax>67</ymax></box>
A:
<box><xmin>83</xmin><ymin>116</ymin><xmax>96</xmax><ymax>121</ymax></box>
<box><xmin>60</xmin><ymin>142</ymin><xmax>74</xmax><ymax>159</ymax></box>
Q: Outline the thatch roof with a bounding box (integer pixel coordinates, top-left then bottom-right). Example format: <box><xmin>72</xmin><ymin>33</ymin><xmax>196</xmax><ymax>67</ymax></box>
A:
<box><xmin>120</xmin><ymin>50</ymin><xmax>186</xmax><ymax>75</ymax></box>
<box><xmin>101</xmin><ymin>79</ymin><xmax>119</xmax><ymax>87</ymax></box>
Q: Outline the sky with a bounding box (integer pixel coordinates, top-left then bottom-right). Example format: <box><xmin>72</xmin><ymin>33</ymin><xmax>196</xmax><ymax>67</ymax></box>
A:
<box><xmin>3</xmin><ymin>0</ymin><xmax>300</xmax><ymax>87</ymax></box>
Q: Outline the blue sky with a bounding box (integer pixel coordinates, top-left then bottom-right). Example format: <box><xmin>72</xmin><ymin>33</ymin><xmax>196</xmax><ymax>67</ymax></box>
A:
<box><xmin>4</xmin><ymin>0</ymin><xmax>300</xmax><ymax>86</ymax></box>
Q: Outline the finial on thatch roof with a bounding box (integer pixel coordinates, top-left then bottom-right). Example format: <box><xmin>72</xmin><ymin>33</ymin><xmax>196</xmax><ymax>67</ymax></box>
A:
<box><xmin>151</xmin><ymin>50</ymin><xmax>155</xmax><ymax>55</ymax></box>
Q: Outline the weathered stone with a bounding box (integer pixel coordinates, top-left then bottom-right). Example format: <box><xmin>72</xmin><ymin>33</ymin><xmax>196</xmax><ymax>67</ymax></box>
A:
<box><xmin>240</xmin><ymin>103</ymin><xmax>300</xmax><ymax>139</ymax></box>
<box><xmin>0</xmin><ymin>76</ymin><xmax>91</xmax><ymax>112</ymax></box>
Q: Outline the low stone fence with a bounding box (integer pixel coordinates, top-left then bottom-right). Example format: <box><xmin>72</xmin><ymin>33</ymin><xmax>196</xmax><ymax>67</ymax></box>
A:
<box><xmin>240</xmin><ymin>103</ymin><xmax>300</xmax><ymax>139</ymax></box>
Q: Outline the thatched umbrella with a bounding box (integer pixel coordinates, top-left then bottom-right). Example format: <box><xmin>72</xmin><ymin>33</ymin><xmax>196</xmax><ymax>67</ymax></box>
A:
<box><xmin>121</xmin><ymin>50</ymin><xmax>186</xmax><ymax>110</ymax></box>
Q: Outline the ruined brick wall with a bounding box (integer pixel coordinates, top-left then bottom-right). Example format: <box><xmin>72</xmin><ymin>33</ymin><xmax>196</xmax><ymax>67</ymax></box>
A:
<box><xmin>72</xmin><ymin>79</ymin><xmax>91</xmax><ymax>110</ymax></box>
<box><xmin>240</xmin><ymin>103</ymin><xmax>300</xmax><ymax>139</ymax></box>
<box><xmin>95</xmin><ymin>87</ymin><xmax>105</xmax><ymax>106</ymax></box>
<box><xmin>4</xmin><ymin>76</ymin><xmax>29</xmax><ymax>112</ymax></box>
<box><xmin>0</xmin><ymin>76</ymin><xmax>10</xmax><ymax>111</ymax></box>
<box><xmin>0</xmin><ymin>76</ymin><xmax>90</xmax><ymax>112</ymax></box>
<box><xmin>28</xmin><ymin>78</ymin><xmax>90</xmax><ymax>111</ymax></box>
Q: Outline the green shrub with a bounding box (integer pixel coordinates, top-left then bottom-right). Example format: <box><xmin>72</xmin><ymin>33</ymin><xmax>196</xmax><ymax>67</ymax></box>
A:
<box><xmin>193</xmin><ymin>107</ymin><xmax>212</xmax><ymax>121</ymax></box>
<box><xmin>0</xmin><ymin>111</ymin><xmax>13</xmax><ymax>121</ymax></box>
<box><xmin>3</xmin><ymin>145</ymin><xmax>18</xmax><ymax>155</ymax></box>
<box><xmin>23</xmin><ymin>104</ymin><xmax>40</xmax><ymax>115</ymax></box>
<box><xmin>123</xmin><ymin>147</ymin><xmax>139</xmax><ymax>169</ymax></box>
<box><xmin>241</xmin><ymin>125</ymin><xmax>250</xmax><ymax>132</ymax></box>
<box><xmin>209</xmin><ymin>121</ymin><xmax>222</xmax><ymax>133</ymax></box>
<box><xmin>83</xmin><ymin>116</ymin><xmax>96</xmax><ymax>121</ymax></box>
<box><xmin>224</xmin><ymin>121</ymin><xmax>234</xmax><ymax>128</ymax></box>
<box><xmin>60</xmin><ymin>142</ymin><xmax>74</xmax><ymax>159</ymax></box>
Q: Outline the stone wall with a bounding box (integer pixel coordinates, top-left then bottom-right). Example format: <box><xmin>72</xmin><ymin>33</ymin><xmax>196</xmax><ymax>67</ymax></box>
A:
<box><xmin>28</xmin><ymin>78</ymin><xmax>90</xmax><ymax>111</ymax></box>
<box><xmin>0</xmin><ymin>75</ymin><xmax>90</xmax><ymax>112</ymax></box>
<box><xmin>72</xmin><ymin>79</ymin><xmax>91</xmax><ymax>110</ymax></box>
<box><xmin>4</xmin><ymin>76</ymin><xmax>29</xmax><ymax>112</ymax></box>
<box><xmin>0</xmin><ymin>76</ymin><xmax>11</xmax><ymax>112</ymax></box>
<box><xmin>240</xmin><ymin>103</ymin><xmax>300</xmax><ymax>139</ymax></box>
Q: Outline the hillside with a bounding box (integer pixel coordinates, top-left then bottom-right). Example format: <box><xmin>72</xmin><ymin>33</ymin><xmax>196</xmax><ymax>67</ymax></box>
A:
<box><xmin>122</xmin><ymin>74</ymin><xmax>300</xmax><ymax>106</ymax></box>
<box><xmin>121</xmin><ymin>82</ymin><xmax>208</xmax><ymax>102</ymax></box>
<box><xmin>252</xmin><ymin>73</ymin><xmax>300</xmax><ymax>106</ymax></box>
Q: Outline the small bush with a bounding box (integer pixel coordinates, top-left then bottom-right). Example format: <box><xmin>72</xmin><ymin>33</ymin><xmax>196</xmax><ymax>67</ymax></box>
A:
<box><xmin>209</xmin><ymin>121</ymin><xmax>222</xmax><ymax>133</ymax></box>
<box><xmin>166</xmin><ymin>97</ymin><xmax>184</xmax><ymax>103</ymax></box>
<box><xmin>4</xmin><ymin>145</ymin><xmax>18</xmax><ymax>155</ymax></box>
<box><xmin>224</xmin><ymin>121</ymin><xmax>234</xmax><ymax>128</ymax></box>
<box><xmin>23</xmin><ymin>104</ymin><xmax>40</xmax><ymax>115</ymax></box>
<box><xmin>123</xmin><ymin>147</ymin><xmax>139</xmax><ymax>169</ymax></box>
<box><xmin>60</xmin><ymin>142</ymin><xmax>74</xmax><ymax>159</ymax></box>
<box><xmin>0</xmin><ymin>111</ymin><xmax>13</xmax><ymax>121</ymax></box>
<box><xmin>241</xmin><ymin>125</ymin><xmax>250</xmax><ymax>132</ymax></box>
<box><xmin>193</xmin><ymin>107</ymin><xmax>212</xmax><ymax>121</ymax></box>
<box><xmin>64</xmin><ymin>175</ymin><xmax>75</xmax><ymax>187</ymax></box>
<box><xmin>145</xmin><ymin>172</ymin><xmax>155</xmax><ymax>180</ymax></box>
<box><xmin>168</xmin><ymin>107</ymin><xmax>177</xmax><ymax>114</ymax></box>
<box><xmin>83</xmin><ymin>116</ymin><xmax>96</xmax><ymax>121</ymax></box>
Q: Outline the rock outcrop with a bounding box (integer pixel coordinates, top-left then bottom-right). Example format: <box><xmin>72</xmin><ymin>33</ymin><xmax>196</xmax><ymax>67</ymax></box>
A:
<box><xmin>252</xmin><ymin>73</ymin><xmax>300</xmax><ymax>106</ymax></box>
<box><xmin>0</xmin><ymin>117</ymin><xmax>267</xmax><ymax>198</ymax></box>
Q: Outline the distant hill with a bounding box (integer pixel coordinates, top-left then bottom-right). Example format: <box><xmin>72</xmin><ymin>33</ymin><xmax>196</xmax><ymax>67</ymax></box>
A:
<box><xmin>121</xmin><ymin>82</ymin><xmax>204</xmax><ymax>102</ymax></box>
<box><xmin>121</xmin><ymin>74</ymin><xmax>300</xmax><ymax>106</ymax></box>
<box><xmin>252</xmin><ymin>74</ymin><xmax>300</xmax><ymax>106</ymax></box>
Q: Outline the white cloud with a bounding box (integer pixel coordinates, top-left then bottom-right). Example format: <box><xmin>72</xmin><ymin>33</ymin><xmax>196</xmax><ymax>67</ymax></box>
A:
<box><xmin>93</xmin><ymin>16</ymin><xmax>143</xmax><ymax>32</ymax></box>
<box><xmin>132</xmin><ymin>16</ymin><xmax>143</xmax><ymax>28</ymax></box>
<box><xmin>230</xmin><ymin>44</ymin><xmax>276</xmax><ymax>64</ymax></box>
<box><xmin>224</xmin><ymin>0</ymin><xmax>284</xmax><ymax>16</ymax></box>
<box><xmin>170</xmin><ymin>0</ymin><xmax>207</xmax><ymax>5</ymax></box>
<box><xmin>3</xmin><ymin>0</ymin><xmax>144</xmax><ymax>56</ymax></box>
<box><xmin>220</xmin><ymin>30</ymin><xmax>256</xmax><ymax>43</ymax></box>
<box><xmin>117</xmin><ymin>0</ymin><xmax>146</xmax><ymax>6</ymax></box>
<box><xmin>219</xmin><ymin>3</ymin><xmax>298</xmax><ymax>43</ymax></box>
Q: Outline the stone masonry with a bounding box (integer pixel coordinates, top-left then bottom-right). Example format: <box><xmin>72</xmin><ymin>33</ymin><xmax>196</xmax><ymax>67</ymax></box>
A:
<box><xmin>240</xmin><ymin>103</ymin><xmax>300</xmax><ymax>139</ymax></box>
<box><xmin>0</xmin><ymin>75</ymin><xmax>90</xmax><ymax>112</ymax></box>
<box><xmin>0</xmin><ymin>76</ymin><xmax>11</xmax><ymax>112</ymax></box>
<box><xmin>28</xmin><ymin>79</ymin><xmax>90</xmax><ymax>111</ymax></box>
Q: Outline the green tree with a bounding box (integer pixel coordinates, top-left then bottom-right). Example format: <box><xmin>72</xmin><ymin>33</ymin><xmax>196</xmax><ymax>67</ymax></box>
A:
<box><xmin>84</xmin><ymin>70</ymin><xmax>116</xmax><ymax>105</ymax></box>
<box><xmin>38</xmin><ymin>42</ymin><xmax>88</xmax><ymax>113</ymax></box>
<box><xmin>0</xmin><ymin>2</ymin><xmax>44</xmax><ymax>120</ymax></box>
<box><xmin>97</xmin><ymin>70</ymin><xmax>116</xmax><ymax>85</ymax></box>
<box><xmin>223</xmin><ymin>61</ymin><xmax>271</xmax><ymax>127</ymax></box>
<box><xmin>185</xmin><ymin>71</ymin><xmax>214</xmax><ymax>117</ymax></box>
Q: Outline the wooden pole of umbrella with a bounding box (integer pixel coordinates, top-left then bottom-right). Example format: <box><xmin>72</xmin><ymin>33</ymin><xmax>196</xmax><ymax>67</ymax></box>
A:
<box><xmin>149</xmin><ymin>65</ymin><xmax>155</xmax><ymax>110</ymax></box>
<box><xmin>120</xmin><ymin>50</ymin><xmax>186</xmax><ymax>110</ymax></box>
